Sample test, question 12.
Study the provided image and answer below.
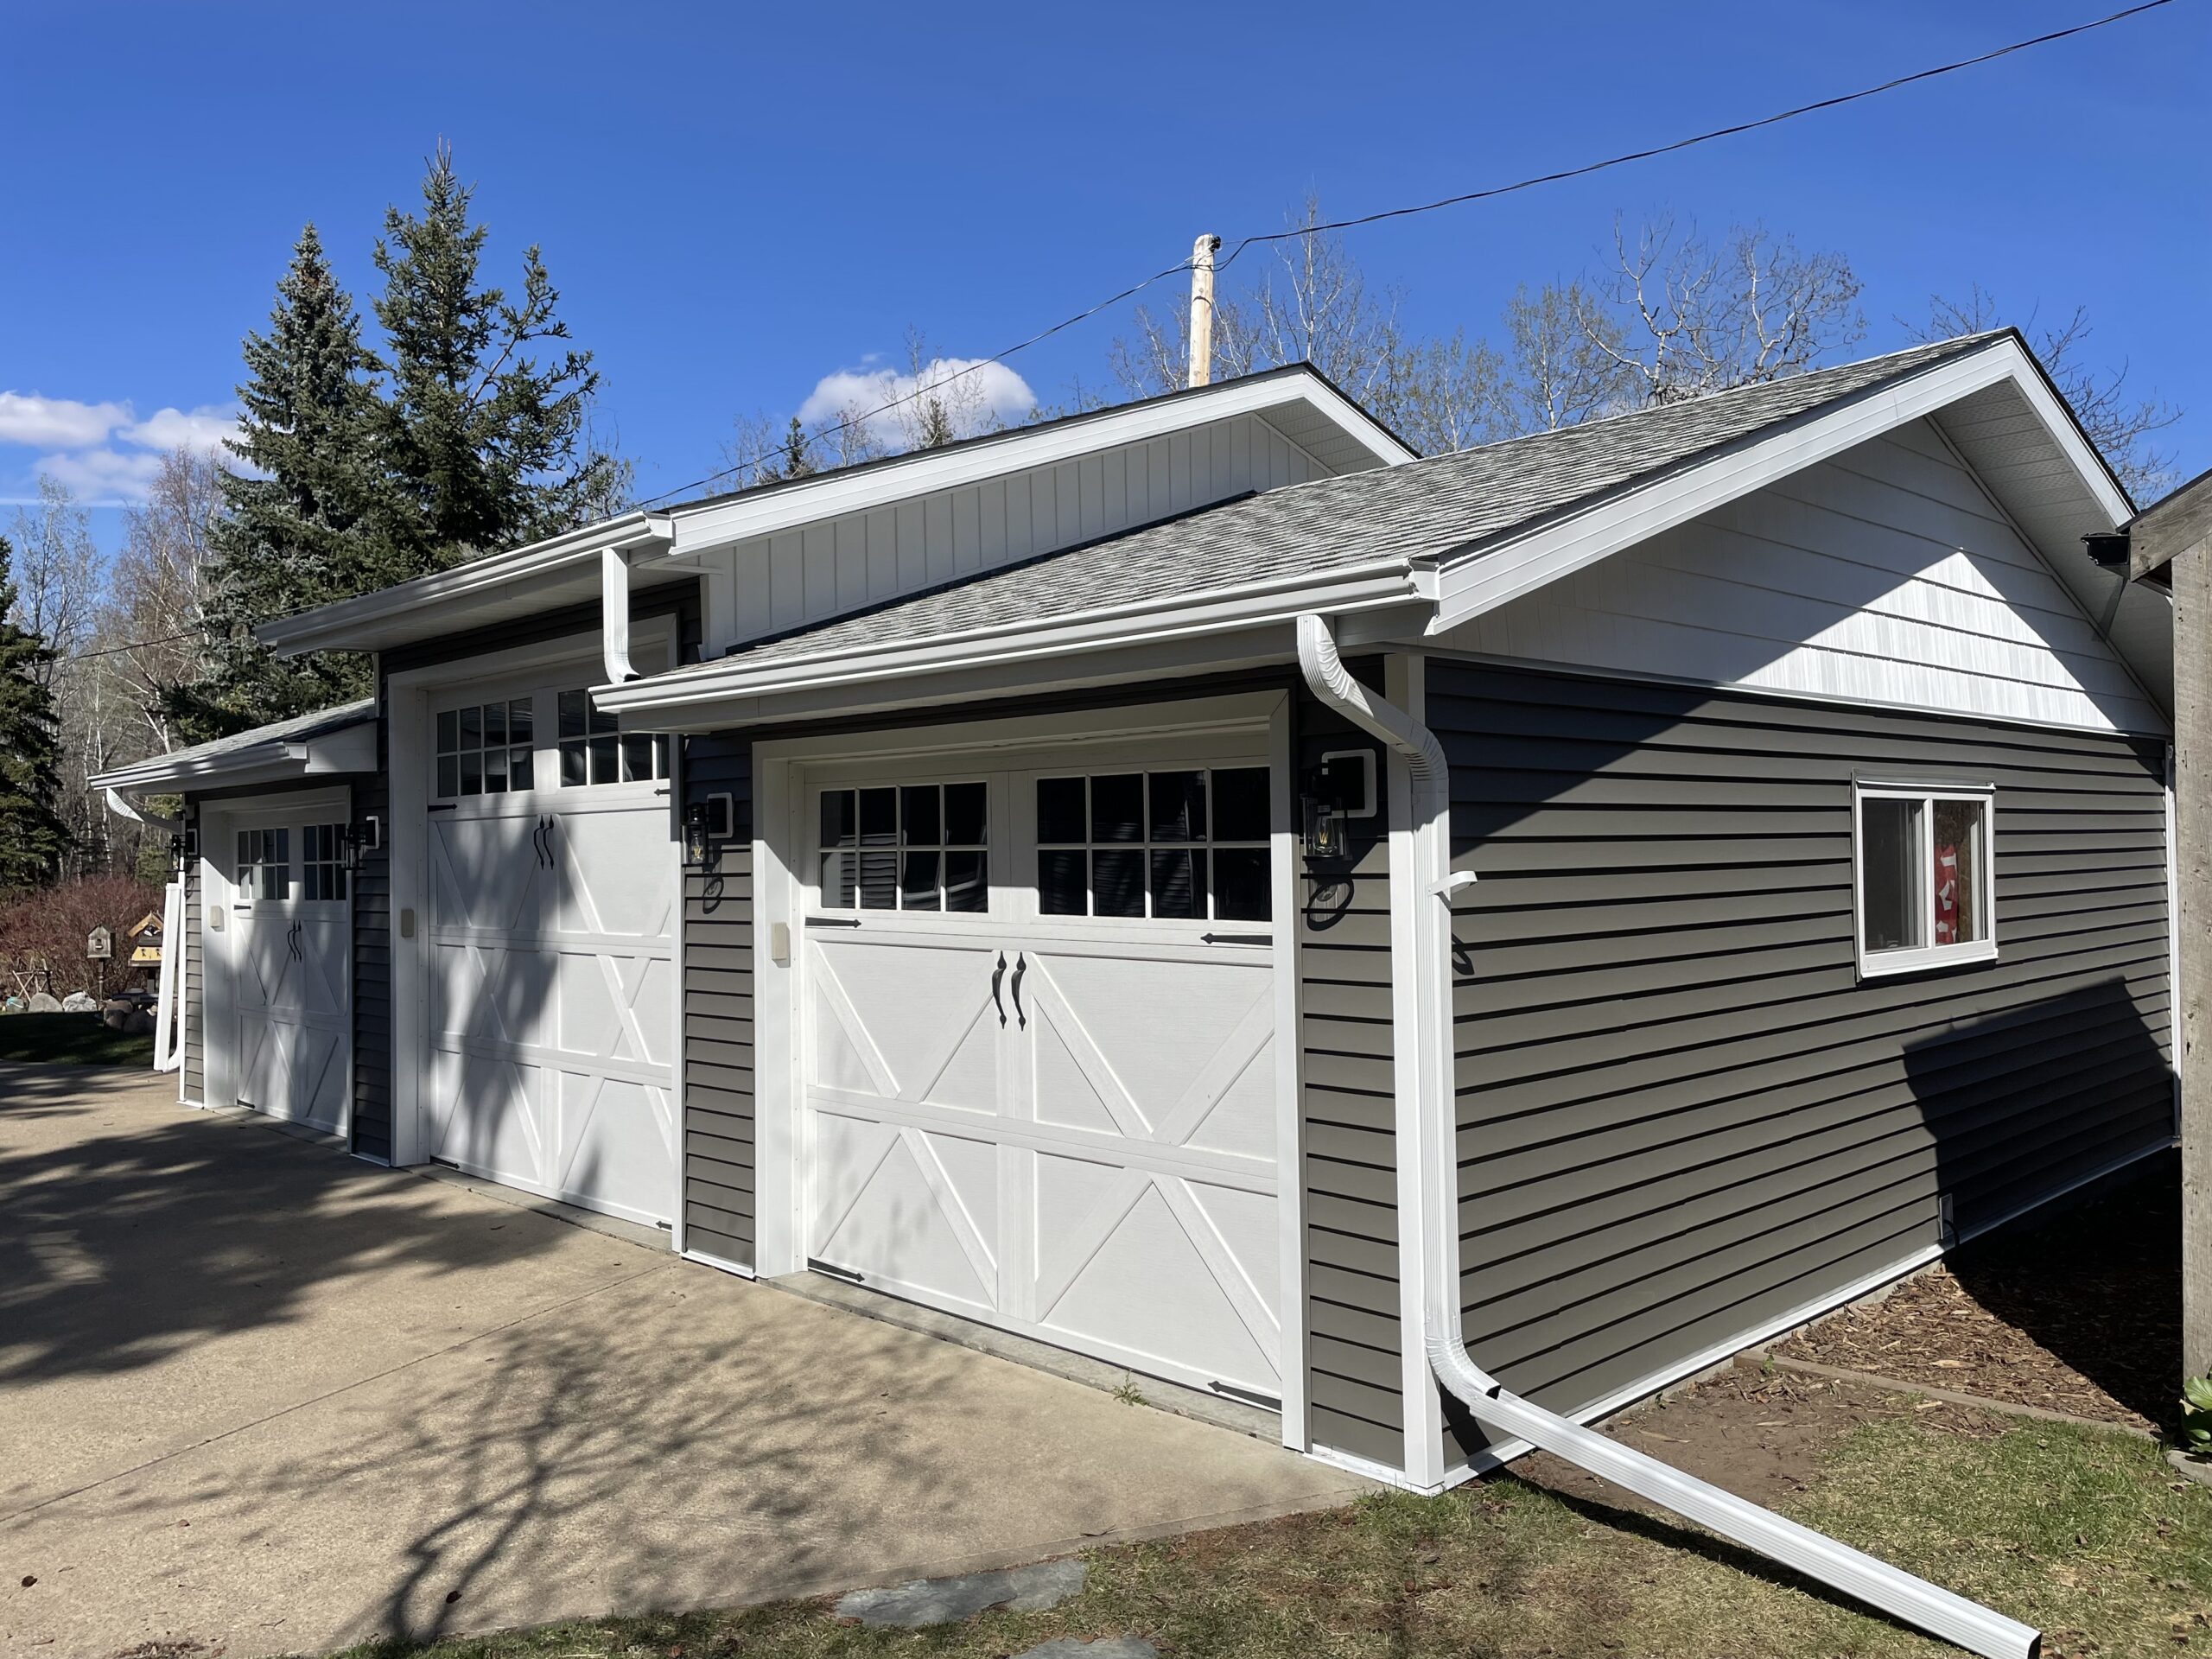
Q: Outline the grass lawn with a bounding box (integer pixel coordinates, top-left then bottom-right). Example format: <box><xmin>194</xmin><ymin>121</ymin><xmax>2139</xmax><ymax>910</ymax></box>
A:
<box><xmin>0</xmin><ymin>1012</ymin><xmax>155</xmax><ymax>1066</ymax></box>
<box><xmin>317</xmin><ymin>1395</ymin><xmax>2212</xmax><ymax>1659</ymax></box>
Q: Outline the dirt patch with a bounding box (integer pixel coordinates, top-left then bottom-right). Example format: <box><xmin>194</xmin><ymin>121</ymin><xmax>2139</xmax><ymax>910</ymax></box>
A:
<box><xmin>1515</xmin><ymin>1364</ymin><xmax>2006</xmax><ymax>1520</ymax></box>
<box><xmin>1773</xmin><ymin>1152</ymin><xmax>2177</xmax><ymax>1433</ymax></box>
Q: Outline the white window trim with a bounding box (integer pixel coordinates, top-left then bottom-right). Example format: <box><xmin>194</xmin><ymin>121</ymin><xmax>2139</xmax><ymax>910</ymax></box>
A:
<box><xmin>1851</xmin><ymin>777</ymin><xmax>1998</xmax><ymax>980</ymax></box>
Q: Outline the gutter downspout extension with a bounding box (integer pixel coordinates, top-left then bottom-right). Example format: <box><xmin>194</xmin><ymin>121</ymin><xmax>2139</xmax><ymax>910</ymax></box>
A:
<box><xmin>1294</xmin><ymin>613</ymin><xmax>2039</xmax><ymax>1659</ymax></box>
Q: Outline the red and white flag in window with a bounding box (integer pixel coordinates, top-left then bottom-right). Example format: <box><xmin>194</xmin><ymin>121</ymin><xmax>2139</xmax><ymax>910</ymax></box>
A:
<box><xmin>1933</xmin><ymin>841</ymin><xmax>1961</xmax><ymax>944</ymax></box>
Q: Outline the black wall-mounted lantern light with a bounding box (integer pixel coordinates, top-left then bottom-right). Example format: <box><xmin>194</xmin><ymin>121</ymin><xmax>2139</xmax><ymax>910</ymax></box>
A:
<box><xmin>168</xmin><ymin>827</ymin><xmax>199</xmax><ymax>875</ymax></box>
<box><xmin>340</xmin><ymin>816</ymin><xmax>382</xmax><ymax>873</ymax></box>
<box><xmin>1299</xmin><ymin>751</ymin><xmax>1376</xmax><ymax>861</ymax></box>
<box><xmin>683</xmin><ymin>793</ymin><xmax>739</xmax><ymax>868</ymax></box>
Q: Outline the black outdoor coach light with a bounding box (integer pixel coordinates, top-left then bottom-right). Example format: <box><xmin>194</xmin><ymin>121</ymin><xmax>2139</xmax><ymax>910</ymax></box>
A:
<box><xmin>683</xmin><ymin>793</ymin><xmax>741</xmax><ymax>868</ymax></box>
<box><xmin>340</xmin><ymin>817</ymin><xmax>382</xmax><ymax>873</ymax></box>
<box><xmin>1299</xmin><ymin>751</ymin><xmax>1376</xmax><ymax>861</ymax></box>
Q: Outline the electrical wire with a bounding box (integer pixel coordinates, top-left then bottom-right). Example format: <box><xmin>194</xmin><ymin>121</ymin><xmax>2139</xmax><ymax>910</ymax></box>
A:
<box><xmin>631</xmin><ymin>0</ymin><xmax>2180</xmax><ymax>512</ymax></box>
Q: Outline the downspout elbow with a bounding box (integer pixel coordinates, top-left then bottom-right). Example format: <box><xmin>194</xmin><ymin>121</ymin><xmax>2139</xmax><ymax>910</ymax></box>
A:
<box><xmin>105</xmin><ymin>787</ymin><xmax>181</xmax><ymax>836</ymax></box>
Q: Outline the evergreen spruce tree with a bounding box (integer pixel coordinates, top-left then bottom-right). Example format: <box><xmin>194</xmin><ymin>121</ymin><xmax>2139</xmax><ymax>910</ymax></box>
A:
<box><xmin>167</xmin><ymin>223</ymin><xmax>382</xmax><ymax>741</ymax></box>
<box><xmin>369</xmin><ymin>143</ymin><xmax>614</xmax><ymax>574</ymax></box>
<box><xmin>0</xmin><ymin>535</ymin><xmax>72</xmax><ymax>889</ymax></box>
<box><xmin>778</xmin><ymin>416</ymin><xmax>815</xmax><ymax>480</ymax></box>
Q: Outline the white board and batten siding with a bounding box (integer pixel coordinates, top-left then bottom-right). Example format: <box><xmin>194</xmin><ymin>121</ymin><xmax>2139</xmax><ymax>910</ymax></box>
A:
<box><xmin>702</xmin><ymin>413</ymin><xmax>1329</xmax><ymax>653</ymax></box>
<box><xmin>1438</xmin><ymin>418</ymin><xmax>2167</xmax><ymax>739</ymax></box>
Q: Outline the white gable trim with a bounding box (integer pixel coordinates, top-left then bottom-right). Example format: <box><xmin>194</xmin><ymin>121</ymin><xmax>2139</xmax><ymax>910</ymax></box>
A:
<box><xmin>1432</xmin><ymin>339</ymin><xmax>2132</xmax><ymax>633</ymax></box>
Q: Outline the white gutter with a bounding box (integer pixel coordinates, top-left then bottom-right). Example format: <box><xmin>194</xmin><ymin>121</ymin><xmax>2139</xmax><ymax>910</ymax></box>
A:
<box><xmin>1293</xmin><ymin>613</ymin><xmax>2039</xmax><ymax>1659</ymax></box>
<box><xmin>599</xmin><ymin>561</ymin><xmax>1427</xmax><ymax>720</ymax></box>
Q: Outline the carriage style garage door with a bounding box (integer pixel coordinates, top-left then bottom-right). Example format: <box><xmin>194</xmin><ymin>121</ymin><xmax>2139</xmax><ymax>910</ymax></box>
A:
<box><xmin>213</xmin><ymin>800</ymin><xmax>352</xmax><ymax>1133</ymax></box>
<box><xmin>423</xmin><ymin>683</ymin><xmax>679</xmax><ymax>1227</ymax></box>
<box><xmin>801</xmin><ymin>742</ymin><xmax>1284</xmax><ymax>1403</ymax></box>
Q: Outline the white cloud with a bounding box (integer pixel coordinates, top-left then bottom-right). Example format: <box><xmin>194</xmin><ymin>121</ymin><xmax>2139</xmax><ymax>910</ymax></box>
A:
<box><xmin>35</xmin><ymin>448</ymin><xmax>166</xmax><ymax>501</ymax></box>
<box><xmin>0</xmin><ymin>393</ymin><xmax>245</xmax><ymax>505</ymax></box>
<box><xmin>118</xmin><ymin>404</ymin><xmax>241</xmax><ymax>459</ymax></box>
<box><xmin>798</xmin><ymin>356</ymin><xmax>1035</xmax><ymax>447</ymax></box>
<box><xmin>0</xmin><ymin>391</ymin><xmax>130</xmax><ymax>449</ymax></box>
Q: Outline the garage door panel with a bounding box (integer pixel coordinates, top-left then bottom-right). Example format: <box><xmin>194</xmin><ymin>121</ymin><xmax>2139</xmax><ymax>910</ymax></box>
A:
<box><xmin>1027</xmin><ymin>952</ymin><xmax>1274</xmax><ymax>1141</ymax></box>
<box><xmin>431</xmin><ymin>813</ymin><xmax>545</xmax><ymax>935</ymax></box>
<box><xmin>1030</xmin><ymin>1014</ymin><xmax>1122</xmax><ymax>1137</ymax></box>
<box><xmin>812</xmin><ymin>1113</ymin><xmax>998</xmax><ymax>1314</ymax></box>
<box><xmin>556</xmin><ymin>809</ymin><xmax>677</xmax><ymax>938</ymax></box>
<box><xmin>550</xmin><ymin>1071</ymin><xmax>674</xmax><ymax>1227</ymax></box>
<box><xmin>291</xmin><ymin>1023</ymin><xmax>348</xmax><ymax>1134</ymax></box>
<box><xmin>812</xmin><ymin>936</ymin><xmax>1002</xmax><ymax>1111</ymax></box>
<box><xmin>553</xmin><ymin>950</ymin><xmax>671</xmax><ymax>1068</ymax></box>
<box><xmin>426</xmin><ymin>790</ymin><xmax>675</xmax><ymax>1226</ymax></box>
<box><xmin>1033</xmin><ymin>1168</ymin><xmax>1280</xmax><ymax>1395</ymax></box>
<box><xmin>429</xmin><ymin>1048</ymin><xmax>543</xmax><ymax>1191</ymax></box>
<box><xmin>1179</xmin><ymin>1046</ymin><xmax>1278</xmax><ymax>1164</ymax></box>
<box><xmin>798</xmin><ymin>752</ymin><xmax>1281</xmax><ymax>1402</ymax></box>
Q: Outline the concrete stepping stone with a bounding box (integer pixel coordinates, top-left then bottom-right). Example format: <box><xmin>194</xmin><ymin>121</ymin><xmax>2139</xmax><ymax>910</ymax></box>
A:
<box><xmin>1009</xmin><ymin>1639</ymin><xmax>1158</xmax><ymax>1659</ymax></box>
<box><xmin>835</xmin><ymin>1558</ymin><xmax>1087</xmax><ymax>1626</ymax></box>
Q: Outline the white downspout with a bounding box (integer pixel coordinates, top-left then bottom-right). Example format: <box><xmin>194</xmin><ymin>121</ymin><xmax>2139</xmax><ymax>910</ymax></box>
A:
<box><xmin>103</xmin><ymin>787</ymin><xmax>186</xmax><ymax>1074</ymax></box>
<box><xmin>1294</xmin><ymin>613</ymin><xmax>2038</xmax><ymax>1659</ymax></box>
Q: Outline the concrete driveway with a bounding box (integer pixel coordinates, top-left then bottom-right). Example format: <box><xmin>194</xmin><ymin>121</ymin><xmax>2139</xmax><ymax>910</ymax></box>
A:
<box><xmin>0</xmin><ymin>1065</ymin><xmax>1364</xmax><ymax>1659</ymax></box>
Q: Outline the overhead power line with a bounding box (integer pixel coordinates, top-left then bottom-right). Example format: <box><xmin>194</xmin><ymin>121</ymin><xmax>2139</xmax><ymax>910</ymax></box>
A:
<box><xmin>636</xmin><ymin>0</ymin><xmax>2179</xmax><ymax>511</ymax></box>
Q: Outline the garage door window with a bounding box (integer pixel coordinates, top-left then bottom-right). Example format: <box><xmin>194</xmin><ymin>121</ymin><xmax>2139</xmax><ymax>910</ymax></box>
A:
<box><xmin>435</xmin><ymin>699</ymin><xmax>534</xmax><ymax>798</ymax></box>
<box><xmin>1036</xmin><ymin>768</ymin><xmax>1270</xmax><ymax>922</ymax></box>
<box><xmin>237</xmin><ymin>828</ymin><xmax>289</xmax><ymax>900</ymax></box>
<box><xmin>557</xmin><ymin>690</ymin><xmax>668</xmax><ymax>788</ymax></box>
<box><xmin>819</xmin><ymin>783</ymin><xmax>988</xmax><ymax>912</ymax></box>
<box><xmin>302</xmin><ymin>823</ymin><xmax>349</xmax><ymax>902</ymax></box>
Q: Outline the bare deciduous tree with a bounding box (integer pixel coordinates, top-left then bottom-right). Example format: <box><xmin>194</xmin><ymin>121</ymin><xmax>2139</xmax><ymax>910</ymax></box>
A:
<box><xmin>1576</xmin><ymin>215</ymin><xmax>1865</xmax><ymax>404</ymax></box>
<box><xmin>105</xmin><ymin>448</ymin><xmax>225</xmax><ymax>755</ymax></box>
<box><xmin>1907</xmin><ymin>285</ymin><xmax>2182</xmax><ymax>499</ymax></box>
<box><xmin>1498</xmin><ymin>280</ymin><xmax>1638</xmax><ymax>434</ymax></box>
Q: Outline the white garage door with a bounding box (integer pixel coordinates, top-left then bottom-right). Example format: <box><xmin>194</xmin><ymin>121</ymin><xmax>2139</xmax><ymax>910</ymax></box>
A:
<box><xmin>802</xmin><ymin>751</ymin><xmax>1284</xmax><ymax>1404</ymax></box>
<box><xmin>423</xmin><ymin>684</ymin><xmax>677</xmax><ymax>1227</ymax></box>
<box><xmin>218</xmin><ymin>808</ymin><xmax>351</xmax><ymax>1133</ymax></box>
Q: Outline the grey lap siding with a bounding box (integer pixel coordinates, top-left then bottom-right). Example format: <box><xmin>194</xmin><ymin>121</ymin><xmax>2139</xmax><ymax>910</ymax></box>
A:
<box><xmin>1296</xmin><ymin>688</ymin><xmax>1403</xmax><ymax>1470</ymax></box>
<box><xmin>350</xmin><ymin>726</ymin><xmax>392</xmax><ymax>1162</ymax></box>
<box><xmin>1431</xmin><ymin>660</ymin><xmax>2172</xmax><ymax>1461</ymax></box>
<box><xmin>681</xmin><ymin>734</ymin><xmax>755</xmax><ymax>1269</ymax></box>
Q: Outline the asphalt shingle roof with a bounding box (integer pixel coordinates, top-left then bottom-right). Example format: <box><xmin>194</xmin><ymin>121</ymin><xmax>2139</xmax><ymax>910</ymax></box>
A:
<box><xmin>656</xmin><ymin>332</ymin><xmax>2005</xmax><ymax>679</ymax></box>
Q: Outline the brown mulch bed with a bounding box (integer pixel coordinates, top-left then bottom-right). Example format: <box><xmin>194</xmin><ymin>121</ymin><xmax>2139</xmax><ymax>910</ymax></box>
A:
<box><xmin>1772</xmin><ymin>1151</ymin><xmax>2179</xmax><ymax>1434</ymax></box>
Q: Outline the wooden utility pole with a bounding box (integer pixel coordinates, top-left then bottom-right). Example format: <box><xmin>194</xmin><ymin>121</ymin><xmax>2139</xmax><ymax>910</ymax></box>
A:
<box><xmin>2133</xmin><ymin>474</ymin><xmax>2212</xmax><ymax>1379</ymax></box>
<box><xmin>1189</xmin><ymin>233</ymin><xmax>1221</xmax><ymax>389</ymax></box>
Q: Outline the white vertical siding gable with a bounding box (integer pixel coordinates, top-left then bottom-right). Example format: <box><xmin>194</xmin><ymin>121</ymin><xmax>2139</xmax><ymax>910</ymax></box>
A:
<box><xmin>711</xmin><ymin>410</ymin><xmax>1326</xmax><ymax>649</ymax></box>
<box><xmin>1433</xmin><ymin>417</ymin><xmax>2165</xmax><ymax>735</ymax></box>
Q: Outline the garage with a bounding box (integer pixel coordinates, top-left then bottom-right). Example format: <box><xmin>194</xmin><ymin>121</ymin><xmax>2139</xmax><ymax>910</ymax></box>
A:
<box><xmin>421</xmin><ymin>678</ymin><xmax>679</xmax><ymax>1227</ymax></box>
<box><xmin>206</xmin><ymin>793</ymin><xmax>353</xmax><ymax>1134</ymax></box>
<box><xmin>797</xmin><ymin>733</ymin><xmax>1287</xmax><ymax>1403</ymax></box>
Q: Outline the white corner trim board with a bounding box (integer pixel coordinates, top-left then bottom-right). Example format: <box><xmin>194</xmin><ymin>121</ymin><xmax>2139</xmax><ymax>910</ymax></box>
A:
<box><xmin>1293</xmin><ymin>611</ymin><xmax>2041</xmax><ymax>1659</ymax></box>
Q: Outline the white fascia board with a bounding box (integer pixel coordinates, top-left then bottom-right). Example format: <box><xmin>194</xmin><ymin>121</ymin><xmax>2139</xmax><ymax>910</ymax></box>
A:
<box><xmin>649</xmin><ymin>373</ymin><xmax>1412</xmax><ymax>567</ymax></box>
<box><xmin>257</xmin><ymin>513</ymin><xmax>673</xmax><ymax>656</ymax></box>
<box><xmin>1433</xmin><ymin>340</ymin><xmax>2132</xmax><ymax>632</ymax></box>
<box><xmin>596</xmin><ymin>560</ymin><xmax>1425</xmax><ymax>721</ymax></box>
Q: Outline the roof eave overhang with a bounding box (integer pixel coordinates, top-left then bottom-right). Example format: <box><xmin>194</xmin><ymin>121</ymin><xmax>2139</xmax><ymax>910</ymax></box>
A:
<box><xmin>256</xmin><ymin>514</ymin><xmax>676</xmax><ymax>657</ymax></box>
<box><xmin>597</xmin><ymin>559</ymin><xmax>1432</xmax><ymax>733</ymax></box>
<box><xmin>91</xmin><ymin>719</ymin><xmax>379</xmax><ymax>796</ymax></box>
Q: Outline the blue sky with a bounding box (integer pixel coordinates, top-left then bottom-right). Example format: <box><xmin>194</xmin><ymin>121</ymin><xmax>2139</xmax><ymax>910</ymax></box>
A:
<box><xmin>4</xmin><ymin>0</ymin><xmax>2204</xmax><ymax>550</ymax></box>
